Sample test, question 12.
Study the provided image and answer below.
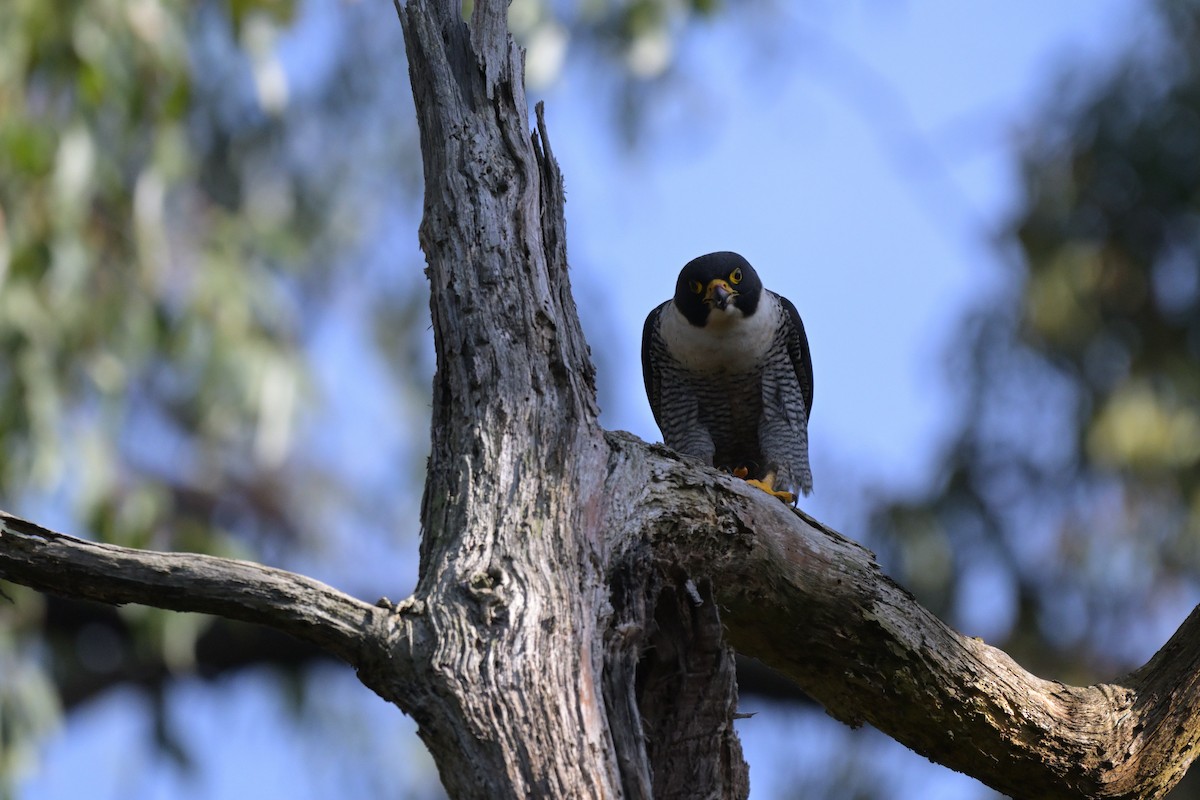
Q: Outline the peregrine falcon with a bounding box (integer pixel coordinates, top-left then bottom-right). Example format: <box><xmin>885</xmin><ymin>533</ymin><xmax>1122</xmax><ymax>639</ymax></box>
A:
<box><xmin>642</xmin><ymin>251</ymin><xmax>813</xmax><ymax>502</ymax></box>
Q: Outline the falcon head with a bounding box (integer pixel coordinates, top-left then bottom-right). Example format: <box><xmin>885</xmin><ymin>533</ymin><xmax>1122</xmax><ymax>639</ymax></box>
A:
<box><xmin>673</xmin><ymin>251</ymin><xmax>763</xmax><ymax>327</ymax></box>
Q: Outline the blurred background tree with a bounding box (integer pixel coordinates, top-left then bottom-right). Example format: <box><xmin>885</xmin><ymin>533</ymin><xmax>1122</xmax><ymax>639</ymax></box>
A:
<box><xmin>869</xmin><ymin>0</ymin><xmax>1200</xmax><ymax>794</ymax></box>
<box><xmin>0</xmin><ymin>0</ymin><xmax>433</xmax><ymax>782</ymax></box>
<box><xmin>5</xmin><ymin>0</ymin><xmax>1200</xmax><ymax>798</ymax></box>
<box><xmin>872</xmin><ymin>0</ymin><xmax>1200</xmax><ymax>680</ymax></box>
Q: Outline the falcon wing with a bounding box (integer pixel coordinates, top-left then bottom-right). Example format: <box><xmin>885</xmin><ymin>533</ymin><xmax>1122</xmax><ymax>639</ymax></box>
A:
<box><xmin>641</xmin><ymin>301</ymin><xmax>670</xmax><ymax>432</ymax></box>
<box><xmin>776</xmin><ymin>293</ymin><xmax>813</xmax><ymax>419</ymax></box>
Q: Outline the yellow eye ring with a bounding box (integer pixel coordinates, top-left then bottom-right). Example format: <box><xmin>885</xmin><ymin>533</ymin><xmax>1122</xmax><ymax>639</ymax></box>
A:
<box><xmin>689</xmin><ymin>280</ymin><xmax>704</xmax><ymax>294</ymax></box>
<box><xmin>729</xmin><ymin>268</ymin><xmax>743</xmax><ymax>285</ymax></box>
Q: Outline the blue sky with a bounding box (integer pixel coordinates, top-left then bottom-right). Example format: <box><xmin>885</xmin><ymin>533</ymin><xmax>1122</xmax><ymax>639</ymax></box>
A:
<box><xmin>17</xmin><ymin>2</ymin><xmax>1151</xmax><ymax>798</ymax></box>
<box><xmin>555</xmin><ymin>1</ymin><xmax>1145</xmax><ymax>526</ymax></box>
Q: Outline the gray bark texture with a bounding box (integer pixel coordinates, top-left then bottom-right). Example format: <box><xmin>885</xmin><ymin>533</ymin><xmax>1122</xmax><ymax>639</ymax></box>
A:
<box><xmin>2</xmin><ymin>1</ymin><xmax>1200</xmax><ymax>798</ymax></box>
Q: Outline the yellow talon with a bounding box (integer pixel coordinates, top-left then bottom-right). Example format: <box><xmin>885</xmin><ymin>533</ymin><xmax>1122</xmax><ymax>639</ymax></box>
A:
<box><xmin>745</xmin><ymin>479</ymin><xmax>795</xmax><ymax>503</ymax></box>
<box><xmin>743</xmin><ymin>472</ymin><xmax>795</xmax><ymax>504</ymax></box>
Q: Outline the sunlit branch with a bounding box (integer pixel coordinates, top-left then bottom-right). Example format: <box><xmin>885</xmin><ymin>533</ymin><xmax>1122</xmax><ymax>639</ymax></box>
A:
<box><xmin>0</xmin><ymin>511</ymin><xmax>382</xmax><ymax>669</ymax></box>
<box><xmin>607</xmin><ymin>431</ymin><xmax>1200</xmax><ymax>799</ymax></box>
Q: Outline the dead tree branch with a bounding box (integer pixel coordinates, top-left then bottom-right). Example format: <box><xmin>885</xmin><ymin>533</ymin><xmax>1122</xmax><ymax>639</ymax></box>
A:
<box><xmin>2</xmin><ymin>2</ymin><xmax>1200</xmax><ymax>799</ymax></box>
<box><xmin>0</xmin><ymin>512</ymin><xmax>383</xmax><ymax>669</ymax></box>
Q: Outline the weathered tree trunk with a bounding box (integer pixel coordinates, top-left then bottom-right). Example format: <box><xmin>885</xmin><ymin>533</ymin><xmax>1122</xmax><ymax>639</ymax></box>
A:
<box><xmin>5</xmin><ymin>2</ymin><xmax>1200</xmax><ymax>799</ymax></box>
<box><xmin>389</xmin><ymin>1</ymin><xmax>746</xmax><ymax>795</ymax></box>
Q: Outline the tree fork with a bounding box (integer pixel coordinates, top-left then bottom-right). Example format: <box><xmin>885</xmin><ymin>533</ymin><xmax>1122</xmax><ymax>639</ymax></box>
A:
<box><xmin>391</xmin><ymin>0</ymin><xmax>743</xmax><ymax>796</ymax></box>
<box><xmin>3</xmin><ymin>1</ymin><xmax>1200</xmax><ymax>799</ymax></box>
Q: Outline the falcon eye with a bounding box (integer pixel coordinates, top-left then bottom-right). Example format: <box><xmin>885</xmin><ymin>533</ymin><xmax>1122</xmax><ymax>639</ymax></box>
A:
<box><xmin>689</xmin><ymin>280</ymin><xmax>704</xmax><ymax>294</ymax></box>
<box><xmin>729</xmin><ymin>268</ymin><xmax>743</xmax><ymax>285</ymax></box>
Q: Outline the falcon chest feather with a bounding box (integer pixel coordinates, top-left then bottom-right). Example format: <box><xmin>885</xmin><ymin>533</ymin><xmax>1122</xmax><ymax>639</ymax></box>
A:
<box><xmin>642</xmin><ymin>250</ymin><xmax>814</xmax><ymax>502</ymax></box>
<box><xmin>660</xmin><ymin>292</ymin><xmax>780</xmax><ymax>373</ymax></box>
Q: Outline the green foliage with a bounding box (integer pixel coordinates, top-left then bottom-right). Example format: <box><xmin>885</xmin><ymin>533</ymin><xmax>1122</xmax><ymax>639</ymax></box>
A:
<box><xmin>511</xmin><ymin>0</ymin><xmax>725</xmax><ymax>78</ymax></box>
<box><xmin>0</xmin><ymin>0</ymin><xmax>758</xmax><ymax>789</ymax></box>
<box><xmin>0</xmin><ymin>0</ymin><xmax>307</xmax><ymax>544</ymax></box>
<box><xmin>0</xmin><ymin>590</ymin><xmax>60</xmax><ymax>800</ymax></box>
<box><xmin>509</xmin><ymin>0</ymin><xmax>734</xmax><ymax>139</ymax></box>
<box><xmin>1017</xmin><ymin>8</ymin><xmax>1200</xmax><ymax>482</ymax></box>
<box><xmin>871</xmin><ymin>0</ymin><xmax>1200</xmax><ymax>684</ymax></box>
<box><xmin>0</xmin><ymin>0</ymin><xmax>336</xmax><ymax>787</ymax></box>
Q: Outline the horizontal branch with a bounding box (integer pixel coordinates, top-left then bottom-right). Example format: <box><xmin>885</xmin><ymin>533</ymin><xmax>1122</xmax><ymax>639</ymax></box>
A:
<box><xmin>604</xmin><ymin>431</ymin><xmax>1200</xmax><ymax>800</ymax></box>
<box><xmin>0</xmin><ymin>511</ymin><xmax>383</xmax><ymax>669</ymax></box>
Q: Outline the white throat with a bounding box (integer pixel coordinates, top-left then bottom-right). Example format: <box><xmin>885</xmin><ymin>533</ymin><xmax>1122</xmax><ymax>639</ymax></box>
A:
<box><xmin>660</xmin><ymin>292</ymin><xmax>778</xmax><ymax>373</ymax></box>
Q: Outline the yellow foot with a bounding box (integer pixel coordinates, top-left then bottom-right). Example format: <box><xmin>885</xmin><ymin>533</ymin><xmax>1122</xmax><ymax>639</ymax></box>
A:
<box><xmin>744</xmin><ymin>478</ymin><xmax>795</xmax><ymax>504</ymax></box>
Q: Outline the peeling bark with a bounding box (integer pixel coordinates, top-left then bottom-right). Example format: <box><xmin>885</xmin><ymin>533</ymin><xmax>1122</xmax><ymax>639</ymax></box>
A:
<box><xmin>0</xmin><ymin>512</ymin><xmax>380</xmax><ymax>667</ymax></box>
<box><xmin>2</xmin><ymin>2</ymin><xmax>1200</xmax><ymax>799</ymax></box>
<box><xmin>601</xmin><ymin>433</ymin><xmax>1200</xmax><ymax>799</ymax></box>
<box><xmin>7</xmin><ymin>443</ymin><xmax>1200</xmax><ymax>798</ymax></box>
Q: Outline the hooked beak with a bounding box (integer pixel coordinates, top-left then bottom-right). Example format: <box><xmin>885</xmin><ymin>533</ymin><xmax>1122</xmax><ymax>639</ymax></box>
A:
<box><xmin>704</xmin><ymin>279</ymin><xmax>736</xmax><ymax>310</ymax></box>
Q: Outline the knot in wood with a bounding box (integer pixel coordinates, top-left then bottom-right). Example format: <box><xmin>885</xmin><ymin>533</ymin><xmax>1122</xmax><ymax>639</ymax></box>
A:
<box><xmin>466</xmin><ymin>567</ymin><xmax>510</xmax><ymax>622</ymax></box>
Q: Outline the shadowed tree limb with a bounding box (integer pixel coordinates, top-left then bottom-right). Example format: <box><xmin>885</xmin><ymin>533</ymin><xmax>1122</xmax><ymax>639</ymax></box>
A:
<box><xmin>41</xmin><ymin>597</ymin><xmax>336</xmax><ymax>709</ymax></box>
<box><xmin>4</xmin><ymin>0</ymin><xmax>1200</xmax><ymax>798</ymax></box>
<box><xmin>606</xmin><ymin>433</ymin><xmax>1200</xmax><ymax>799</ymax></box>
<box><xmin>5</xmin><ymin>445</ymin><xmax>1200</xmax><ymax>798</ymax></box>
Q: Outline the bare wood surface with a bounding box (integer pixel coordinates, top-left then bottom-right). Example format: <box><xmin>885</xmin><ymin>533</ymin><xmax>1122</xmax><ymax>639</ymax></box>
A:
<box><xmin>603</xmin><ymin>432</ymin><xmax>1200</xmax><ymax>799</ymax></box>
<box><xmin>7</xmin><ymin>442</ymin><xmax>1200</xmax><ymax>799</ymax></box>
<box><xmin>394</xmin><ymin>0</ymin><xmax>627</xmax><ymax>796</ymax></box>
<box><xmin>3</xmin><ymin>1</ymin><xmax>1200</xmax><ymax>799</ymax></box>
<box><xmin>0</xmin><ymin>511</ymin><xmax>382</xmax><ymax>669</ymax></box>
